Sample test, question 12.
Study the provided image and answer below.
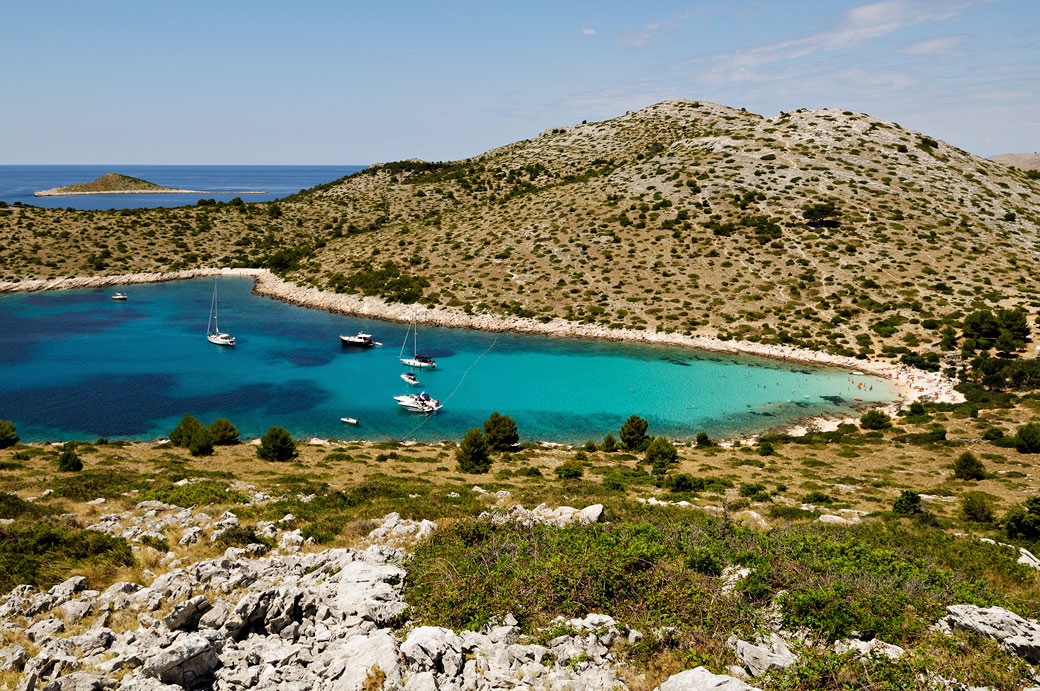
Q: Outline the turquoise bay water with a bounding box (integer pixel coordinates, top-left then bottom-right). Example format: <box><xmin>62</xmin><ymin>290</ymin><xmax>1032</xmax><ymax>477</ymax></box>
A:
<box><xmin>0</xmin><ymin>277</ymin><xmax>895</xmax><ymax>443</ymax></box>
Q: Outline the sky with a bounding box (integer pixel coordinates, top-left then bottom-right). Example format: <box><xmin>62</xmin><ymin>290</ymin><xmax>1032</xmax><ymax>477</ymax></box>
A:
<box><xmin>3</xmin><ymin>0</ymin><xmax>1037</xmax><ymax>164</ymax></box>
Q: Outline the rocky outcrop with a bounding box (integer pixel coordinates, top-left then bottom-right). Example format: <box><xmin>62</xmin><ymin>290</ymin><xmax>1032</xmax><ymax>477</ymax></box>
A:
<box><xmin>658</xmin><ymin>666</ymin><xmax>761</xmax><ymax>690</ymax></box>
<box><xmin>936</xmin><ymin>604</ymin><xmax>1040</xmax><ymax>663</ymax></box>
<box><xmin>2</xmin><ymin>547</ymin><xmax>629</xmax><ymax>690</ymax></box>
<box><xmin>479</xmin><ymin>503</ymin><xmax>604</xmax><ymax>527</ymax></box>
<box><xmin>727</xmin><ymin>633</ymin><xmax>796</xmax><ymax>677</ymax></box>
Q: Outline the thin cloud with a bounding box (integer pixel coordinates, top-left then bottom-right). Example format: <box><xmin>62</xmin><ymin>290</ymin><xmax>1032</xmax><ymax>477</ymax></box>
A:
<box><xmin>697</xmin><ymin>0</ymin><xmax>984</xmax><ymax>84</ymax></box>
<box><xmin>618</xmin><ymin>9</ymin><xmax>691</xmax><ymax>47</ymax></box>
<box><xmin>900</xmin><ymin>34</ymin><xmax>969</xmax><ymax>56</ymax></box>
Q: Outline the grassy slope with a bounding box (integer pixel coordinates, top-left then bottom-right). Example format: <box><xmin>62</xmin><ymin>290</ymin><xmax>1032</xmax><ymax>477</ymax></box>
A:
<box><xmin>2</xmin><ymin>100</ymin><xmax>1039</xmax><ymax>361</ymax></box>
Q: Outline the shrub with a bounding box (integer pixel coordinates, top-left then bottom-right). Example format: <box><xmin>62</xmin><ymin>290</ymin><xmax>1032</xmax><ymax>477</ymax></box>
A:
<box><xmin>893</xmin><ymin>490</ymin><xmax>923</xmax><ymax>515</ymax></box>
<box><xmin>257</xmin><ymin>426</ymin><xmax>297</xmax><ymax>462</ymax></box>
<box><xmin>685</xmin><ymin>545</ymin><xmax>723</xmax><ymax>576</ymax></box>
<box><xmin>1015</xmin><ymin>423</ymin><xmax>1040</xmax><ymax>454</ymax></box>
<box><xmin>953</xmin><ymin>452</ymin><xmax>985</xmax><ymax>481</ymax></box>
<box><xmin>644</xmin><ymin>436</ymin><xmax>677</xmax><ymax>471</ymax></box>
<box><xmin>208</xmin><ymin>418</ymin><xmax>240</xmax><ymax>446</ymax></box>
<box><xmin>695</xmin><ymin>432</ymin><xmax>714</xmax><ymax>447</ymax></box>
<box><xmin>961</xmin><ymin>492</ymin><xmax>996</xmax><ymax>523</ymax></box>
<box><xmin>216</xmin><ymin>525</ymin><xmax>274</xmax><ymax>549</ymax></box>
<box><xmin>170</xmin><ymin>414</ymin><xmax>214</xmax><ymax>456</ymax></box>
<box><xmin>860</xmin><ymin>409</ymin><xmax>892</xmax><ymax>430</ymax></box>
<box><xmin>620</xmin><ymin>415</ymin><xmax>649</xmax><ymax>451</ymax></box>
<box><xmin>0</xmin><ymin>522</ymin><xmax>133</xmax><ymax>592</ymax></box>
<box><xmin>583</xmin><ymin>440</ymin><xmax>598</xmax><ymax>452</ymax></box>
<box><xmin>601</xmin><ymin>433</ymin><xmax>617</xmax><ymax>452</ymax></box>
<box><xmin>456</xmin><ymin>428</ymin><xmax>491</xmax><ymax>473</ymax></box>
<box><xmin>483</xmin><ymin>412</ymin><xmax>519</xmax><ymax>451</ymax></box>
<box><xmin>0</xmin><ymin>419</ymin><xmax>18</xmax><ymax>449</ymax></box>
<box><xmin>758</xmin><ymin>440</ymin><xmax>776</xmax><ymax>456</ymax></box>
<box><xmin>803</xmin><ymin>491</ymin><xmax>834</xmax><ymax>505</ymax></box>
<box><xmin>666</xmin><ymin>473</ymin><xmax>697</xmax><ymax>493</ymax></box>
<box><xmin>1005</xmin><ymin>498</ymin><xmax>1040</xmax><ymax>540</ymax></box>
<box><xmin>555</xmin><ymin>461</ymin><xmax>584</xmax><ymax>480</ymax></box>
<box><xmin>56</xmin><ymin>443</ymin><xmax>82</xmax><ymax>472</ymax></box>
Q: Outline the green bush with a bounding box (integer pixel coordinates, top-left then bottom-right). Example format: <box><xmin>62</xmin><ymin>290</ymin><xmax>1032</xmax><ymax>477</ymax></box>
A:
<box><xmin>954</xmin><ymin>452</ymin><xmax>985</xmax><ymax>481</ymax></box>
<box><xmin>0</xmin><ymin>419</ymin><xmax>18</xmax><ymax>449</ymax></box>
<box><xmin>860</xmin><ymin>409</ymin><xmax>892</xmax><ymax>430</ymax></box>
<box><xmin>695</xmin><ymin>432</ymin><xmax>715</xmax><ymax>447</ymax></box>
<box><xmin>57</xmin><ymin>443</ymin><xmax>82</xmax><ymax>472</ymax></box>
<box><xmin>257</xmin><ymin>426</ymin><xmax>297</xmax><ymax>462</ymax></box>
<box><xmin>143</xmin><ymin>481</ymin><xmax>250</xmax><ymax>507</ymax></box>
<box><xmin>1005</xmin><ymin>498</ymin><xmax>1040</xmax><ymax>541</ymax></box>
<box><xmin>601</xmin><ymin>433</ymin><xmax>617</xmax><ymax>452</ymax></box>
<box><xmin>619</xmin><ymin>415</ymin><xmax>649</xmax><ymax>451</ymax></box>
<box><xmin>555</xmin><ymin>461</ymin><xmax>584</xmax><ymax>480</ymax></box>
<box><xmin>684</xmin><ymin>545</ymin><xmax>723</xmax><ymax>575</ymax></box>
<box><xmin>170</xmin><ymin>413</ymin><xmax>214</xmax><ymax>456</ymax></box>
<box><xmin>0</xmin><ymin>522</ymin><xmax>133</xmax><ymax>592</ymax></box>
<box><xmin>961</xmin><ymin>492</ymin><xmax>996</xmax><ymax>523</ymax></box>
<box><xmin>0</xmin><ymin>492</ymin><xmax>43</xmax><ymax>520</ymax></box>
<box><xmin>893</xmin><ymin>490</ymin><xmax>924</xmax><ymax>515</ymax></box>
<box><xmin>483</xmin><ymin>412</ymin><xmax>519</xmax><ymax>451</ymax></box>
<box><xmin>1015</xmin><ymin>423</ymin><xmax>1040</xmax><ymax>454</ymax></box>
<box><xmin>208</xmin><ymin>417</ymin><xmax>240</xmax><ymax>445</ymax></box>
<box><xmin>456</xmin><ymin>428</ymin><xmax>491</xmax><ymax>473</ymax></box>
<box><xmin>644</xmin><ymin>436</ymin><xmax>677</xmax><ymax>471</ymax></box>
<box><xmin>757</xmin><ymin>440</ymin><xmax>776</xmax><ymax>456</ymax></box>
<box><xmin>803</xmin><ymin>491</ymin><xmax>835</xmax><ymax>505</ymax></box>
<box><xmin>215</xmin><ymin>525</ymin><xmax>274</xmax><ymax>549</ymax></box>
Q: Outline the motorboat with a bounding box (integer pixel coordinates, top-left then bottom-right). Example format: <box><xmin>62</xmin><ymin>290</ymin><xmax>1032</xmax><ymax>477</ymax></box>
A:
<box><xmin>111</xmin><ymin>292</ymin><xmax>128</xmax><ymax>300</ymax></box>
<box><xmin>340</xmin><ymin>332</ymin><xmax>381</xmax><ymax>348</ymax></box>
<box><xmin>340</xmin><ymin>417</ymin><xmax>360</xmax><ymax>425</ymax></box>
<box><xmin>401</xmin><ymin>373</ymin><xmax>420</xmax><ymax>385</ymax></box>
<box><xmin>393</xmin><ymin>392</ymin><xmax>442</xmax><ymax>413</ymax></box>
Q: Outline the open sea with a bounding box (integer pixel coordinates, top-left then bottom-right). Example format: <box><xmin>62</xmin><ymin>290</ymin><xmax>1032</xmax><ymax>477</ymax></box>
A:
<box><xmin>0</xmin><ymin>277</ymin><xmax>896</xmax><ymax>444</ymax></box>
<box><xmin>0</xmin><ymin>165</ymin><xmax>365</xmax><ymax>210</ymax></box>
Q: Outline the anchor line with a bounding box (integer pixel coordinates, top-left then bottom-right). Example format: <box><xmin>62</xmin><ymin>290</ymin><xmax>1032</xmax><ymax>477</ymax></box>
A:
<box><xmin>399</xmin><ymin>334</ymin><xmax>499</xmax><ymax>441</ymax></box>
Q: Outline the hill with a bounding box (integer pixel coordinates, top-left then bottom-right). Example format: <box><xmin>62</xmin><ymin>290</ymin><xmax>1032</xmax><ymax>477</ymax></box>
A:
<box><xmin>3</xmin><ymin>100</ymin><xmax>1040</xmax><ymax>363</ymax></box>
<box><xmin>34</xmin><ymin>172</ymin><xmax>199</xmax><ymax>196</ymax></box>
<box><xmin>991</xmin><ymin>152</ymin><xmax>1040</xmax><ymax>171</ymax></box>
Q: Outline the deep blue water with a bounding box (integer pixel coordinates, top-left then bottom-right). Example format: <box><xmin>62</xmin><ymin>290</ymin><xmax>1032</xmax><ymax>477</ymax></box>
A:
<box><xmin>0</xmin><ymin>165</ymin><xmax>365</xmax><ymax>210</ymax></box>
<box><xmin>0</xmin><ymin>277</ymin><xmax>896</xmax><ymax>443</ymax></box>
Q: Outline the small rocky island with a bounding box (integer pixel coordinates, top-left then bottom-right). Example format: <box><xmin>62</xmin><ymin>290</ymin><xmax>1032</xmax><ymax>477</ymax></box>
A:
<box><xmin>34</xmin><ymin>172</ymin><xmax>203</xmax><ymax>197</ymax></box>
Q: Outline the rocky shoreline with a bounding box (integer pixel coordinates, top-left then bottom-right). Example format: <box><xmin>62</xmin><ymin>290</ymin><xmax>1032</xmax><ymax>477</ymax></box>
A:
<box><xmin>0</xmin><ymin>267</ymin><xmax>963</xmax><ymax>439</ymax></box>
<box><xmin>33</xmin><ymin>189</ymin><xmax>206</xmax><ymax>197</ymax></box>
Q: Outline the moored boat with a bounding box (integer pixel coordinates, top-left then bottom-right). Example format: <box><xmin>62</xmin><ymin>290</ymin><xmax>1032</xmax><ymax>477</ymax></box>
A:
<box><xmin>340</xmin><ymin>332</ymin><xmax>381</xmax><ymax>348</ymax></box>
<box><xmin>340</xmin><ymin>417</ymin><xmax>360</xmax><ymax>425</ymax></box>
<box><xmin>111</xmin><ymin>292</ymin><xmax>128</xmax><ymax>300</ymax></box>
<box><xmin>399</xmin><ymin>313</ymin><xmax>437</xmax><ymax>368</ymax></box>
<box><xmin>393</xmin><ymin>392</ymin><xmax>442</xmax><ymax>413</ymax></box>
<box><xmin>207</xmin><ymin>280</ymin><xmax>236</xmax><ymax>347</ymax></box>
<box><xmin>401</xmin><ymin>373</ymin><xmax>420</xmax><ymax>385</ymax></box>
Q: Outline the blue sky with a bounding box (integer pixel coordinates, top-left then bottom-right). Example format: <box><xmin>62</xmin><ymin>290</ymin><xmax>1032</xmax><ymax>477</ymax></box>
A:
<box><xmin>4</xmin><ymin>0</ymin><xmax>1036</xmax><ymax>163</ymax></box>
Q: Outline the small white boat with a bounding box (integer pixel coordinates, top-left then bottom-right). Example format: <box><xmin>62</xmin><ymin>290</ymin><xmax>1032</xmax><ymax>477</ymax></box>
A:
<box><xmin>340</xmin><ymin>332</ymin><xmax>381</xmax><ymax>348</ymax></box>
<box><xmin>207</xmin><ymin>280</ymin><xmax>236</xmax><ymax>347</ymax></box>
<box><xmin>111</xmin><ymin>292</ymin><xmax>127</xmax><ymax>300</ymax></box>
<box><xmin>393</xmin><ymin>392</ymin><xmax>442</xmax><ymax>413</ymax></box>
<box><xmin>401</xmin><ymin>373</ymin><xmax>420</xmax><ymax>386</ymax></box>
<box><xmin>340</xmin><ymin>417</ymin><xmax>360</xmax><ymax>425</ymax></box>
<box><xmin>399</xmin><ymin>313</ymin><xmax>437</xmax><ymax>368</ymax></box>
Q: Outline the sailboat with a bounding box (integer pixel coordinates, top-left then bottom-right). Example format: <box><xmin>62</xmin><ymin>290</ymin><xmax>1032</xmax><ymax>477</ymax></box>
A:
<box><xmin>399</xmin><ymin>313</ymin><xmax>436</xmax><ymax>368</ymax></box>
<box><xmin>206</xmin><ymin>280</ymin><xmax>236</xmax><ymax>347</ymax></box>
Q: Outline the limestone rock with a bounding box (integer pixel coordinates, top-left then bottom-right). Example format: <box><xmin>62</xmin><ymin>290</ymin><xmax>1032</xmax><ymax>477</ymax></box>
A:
<box><xmin>728</xmin><ymin>633</ymin><xmax>796</xmax><ymax>677</ymax></box>
<box><xmin>938</xmin><ymin>604</ymin><xmax>1040</xmax><ymax>662</ymax></box>
<box><xmin>658</xmin><ymin>666</ymin><xmax>762</xmax><ymax>690</ymax></box>
<box><xmin>834</xmin><ymin>637</ymin><xmax>904</xmax><ymax>660</ymax></box>
<box><xmin>164</xmin><ymin>595</ymin><xmax>212</xmax><ymax>631</ymax></box>
<box><xmin>0</xmin><ymin>644</ymin><xmax>26</xmax><ymax>672</ymax></box>
<box><xmin>140</xmin><ymin>631</ymin><xmax>225</xmax><ymax>687</ymax></box>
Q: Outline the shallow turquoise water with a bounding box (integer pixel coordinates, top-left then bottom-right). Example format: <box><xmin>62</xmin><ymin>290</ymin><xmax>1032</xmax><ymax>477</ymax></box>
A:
<box><xmin>0</xmin><ymin>277</ymin><xmax>895</xmax><ymax>443</ymax></box>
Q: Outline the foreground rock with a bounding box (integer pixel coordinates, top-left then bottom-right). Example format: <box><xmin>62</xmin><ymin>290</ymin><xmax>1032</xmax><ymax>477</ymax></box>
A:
<box><xmin>2</xmin><ymin>546</ymin><xmax>629</xmax><ymax>690</ymax></box>
<box><xmin>937</xmin><ymin>604</ymin><xmax>1040</xmax><ymax>663</ymax></box>
<box><xmin>658</xmin><ymin>666</ymin><xmax>761</xmax><ymax>690</ymax></box>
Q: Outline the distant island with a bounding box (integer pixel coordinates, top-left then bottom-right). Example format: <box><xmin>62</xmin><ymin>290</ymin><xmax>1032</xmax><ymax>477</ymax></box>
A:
<box><xmin>34</xmin><ymin>172</ymin><xmax>205</xmax><ymax>196</ymax></box>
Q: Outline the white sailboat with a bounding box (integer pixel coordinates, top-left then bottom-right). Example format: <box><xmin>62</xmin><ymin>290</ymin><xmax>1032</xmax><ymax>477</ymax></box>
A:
<box><xmin>399</xmin><ymin>313</ymin><xmax>436</xmax><ymax>368</ymax></box>
<box><xmin>207</xmin><ymin>280</ymin><xmax>236</xmax><ymax>347</ymax></box>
